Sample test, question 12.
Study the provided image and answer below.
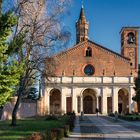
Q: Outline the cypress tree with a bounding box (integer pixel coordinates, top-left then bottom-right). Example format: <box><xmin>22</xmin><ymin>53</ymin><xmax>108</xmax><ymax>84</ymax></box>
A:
<box><xmin>0</xmin><ymin>0</ymin><xmax>22</xmax><ymax>107</ymax></box>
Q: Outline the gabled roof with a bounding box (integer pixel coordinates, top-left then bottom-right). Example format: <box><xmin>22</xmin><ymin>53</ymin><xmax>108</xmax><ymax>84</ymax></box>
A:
<box><xmin>54</xmin><ymin>40</ymin><xmax>130</xmax><ymax>61</ymax></box>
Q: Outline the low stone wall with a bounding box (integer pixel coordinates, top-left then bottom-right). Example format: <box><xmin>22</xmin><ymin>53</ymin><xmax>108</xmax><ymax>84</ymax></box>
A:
<box><xmin>1</xmin><ymin>99</ymin><xmax>37</xmax><ymax>120</ymax></box>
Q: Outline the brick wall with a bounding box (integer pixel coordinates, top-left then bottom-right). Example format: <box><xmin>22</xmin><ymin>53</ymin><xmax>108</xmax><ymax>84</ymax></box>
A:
<box><xmin>1</xmin><ymin>99</ymin><xmax>37</xmax><ymax>120</ymax></box>
<box><xmin>53</xmin><ymin>41</ymin><xmax>131</xmax><ymax>77</ymax></box>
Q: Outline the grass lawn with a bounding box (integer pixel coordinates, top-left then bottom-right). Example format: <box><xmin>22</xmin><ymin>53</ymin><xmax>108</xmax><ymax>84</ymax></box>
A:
<box><xmin>0</xmin><ymin>116</ymin><xmax>68</xmax><ymax>140</ymax></box>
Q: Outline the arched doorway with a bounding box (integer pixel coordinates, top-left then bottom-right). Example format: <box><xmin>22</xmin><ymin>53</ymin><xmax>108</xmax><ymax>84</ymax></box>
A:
<box><xmin>83</xmin><ymin>89</ymin><xmax>97</xmax><ymax>114</ymax></box>
<box><xmin>50</xmin><ymin>89</ymin><xmax>61</xmax><ymax>114</ymax></box>
<box><xmin>118</xmin><ymin>88</ymin><xmax>129</xmax><ymax>114</ymax></box>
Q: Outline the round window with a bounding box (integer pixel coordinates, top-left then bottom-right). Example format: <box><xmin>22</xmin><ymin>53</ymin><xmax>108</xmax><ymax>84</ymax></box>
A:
<box><xmin>84</xmin><ymin>65</ymin><xmax>94</xmax><ymax>76</ymax></box>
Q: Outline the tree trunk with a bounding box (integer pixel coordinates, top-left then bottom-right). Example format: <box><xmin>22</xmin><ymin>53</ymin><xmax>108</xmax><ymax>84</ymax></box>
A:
<box><xmin>11</xmin><ymin>92</ymin><xmax>22</xmax><ymax>126</ymax></box>
<box><xmin>11</xmin><ymin>78</ymin><xmax>24</xmax><ymax>126</ymax></box>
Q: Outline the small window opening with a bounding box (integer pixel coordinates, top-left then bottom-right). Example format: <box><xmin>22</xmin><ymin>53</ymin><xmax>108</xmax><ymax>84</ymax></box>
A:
<box><xmin>130</xmin><ymin>63</ymin><xmax>133</xmax><ymax>66</ymax></box>
<box><xmin>86</xmin><ymin>47</ymin><xmax>92</xmax><ymax>57</ymax></box>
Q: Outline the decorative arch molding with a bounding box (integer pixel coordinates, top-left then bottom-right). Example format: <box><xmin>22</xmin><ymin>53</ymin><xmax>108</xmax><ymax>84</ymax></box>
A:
<box><xmin>80</xmin><ymin>88</ymin><xmax>99</xmax><ymax>97</ymax></box>
<box><xmin>118</xmin><ymin>87</ymin><xmax>129</xmax><ymax>95</ymax></box>
<box><xmin>48</xmin><ymin>87</ymin><xmax>61</xmax><ymax>96</ymax></box>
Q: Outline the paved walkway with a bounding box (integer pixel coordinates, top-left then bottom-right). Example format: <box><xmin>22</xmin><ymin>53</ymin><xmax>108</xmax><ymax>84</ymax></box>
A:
<box><xmin>64</xmin><ymin>115</ymin><xmax>140</xmax><ymax>140</ymax></box>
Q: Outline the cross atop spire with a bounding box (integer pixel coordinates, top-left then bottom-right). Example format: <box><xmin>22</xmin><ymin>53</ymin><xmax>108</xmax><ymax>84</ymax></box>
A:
<box><xmin>82</xmin><ymin>0</ymin><xmax>84</xmax><ymax>8</ymax></box>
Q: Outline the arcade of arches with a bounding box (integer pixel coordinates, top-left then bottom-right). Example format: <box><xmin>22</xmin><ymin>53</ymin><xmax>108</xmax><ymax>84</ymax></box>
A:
<box><xmin>48</xmin><ymin>88</ymin><xmax>129</xmax><ymax>115</ymax></box>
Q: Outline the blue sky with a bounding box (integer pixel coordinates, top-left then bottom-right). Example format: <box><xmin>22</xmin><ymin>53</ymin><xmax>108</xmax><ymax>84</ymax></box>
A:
<box><xmin>63</xmin><ymin>0</ymin><xmax>140</xmax><ymax>62</ymax></box>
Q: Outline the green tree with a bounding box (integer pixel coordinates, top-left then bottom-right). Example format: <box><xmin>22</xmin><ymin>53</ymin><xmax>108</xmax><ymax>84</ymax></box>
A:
<box><xmin>132</xmin><ymin>64</ymin><xmax>140</xmax><ymax>111</ymax></box>
<box><xmin>0</xmin><ymin>0</ymin><xmax>22</xmax><ymax>108</ymax></box>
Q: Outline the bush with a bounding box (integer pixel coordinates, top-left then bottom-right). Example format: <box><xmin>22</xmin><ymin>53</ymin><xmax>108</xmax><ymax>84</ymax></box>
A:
<box><xmin>108</xmin><ymin>112</ymin><xmax>115</xmax><ymax>117</ymax></box>
<box><xmin>51</xmin><ymin>128</ymin><xmax>64</xmax><ymax>140</ymax></box>
<box><xmin>67</xmin><ymin>120</ymin><xmax>74</xmax><ymax>130</ymax></box>
<box><xmin>66</xmin><ymin>114</ymin><xmax>76</xmax><ymax>131</ymax></box>
<box><xmin>118</xmin><ymin>115</ymin><xmax>139</xmax><ymax>121</ymax></box>
<box><xmin>61</xmin><ymin>125</ymin><xmax>70</xmax><ymax>137</ymax></box>
<box><xmin>44</xmin><ymin>130</ymin><xmax>50</xmax><ymax>140</ymax></box>
<box><xmin>46</xmin><ymin>115</ymin><xmax>58</xmax><ymax>120</ymax></box>
<box><xmin>50</xmin><ymin>129</ymin><xmax>57</xmax><ymax>140</ymax></box>
<box><xmin>28</xmin><ymin>132</ymin><xmax>43</xmax><ymax>140</ymax></box>
<box><xmin>40</xmin><ymin>133</ymin><xmax>47</xmax><ymax>140</ymax></box>
<box><xmin>67</xmin><ymin>111</ymin><xmax>76</xmax><ymax>117</ymax></box>
<box><xmin>57</xmin><ymin>128</ymin><xmax>64</xmax><ymax>140</ymax></box>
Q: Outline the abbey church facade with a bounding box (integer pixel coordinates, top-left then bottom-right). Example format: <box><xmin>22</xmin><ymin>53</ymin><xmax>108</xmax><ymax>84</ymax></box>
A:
<box><xmin>2</xmin><ymin>4</ymin><xmax>140</xmax><ymax>121</ymax></box>
<box><xmin>37</xmin><ymin>6</ymin><xmax>139</xmax><ymax>115</ymax></box>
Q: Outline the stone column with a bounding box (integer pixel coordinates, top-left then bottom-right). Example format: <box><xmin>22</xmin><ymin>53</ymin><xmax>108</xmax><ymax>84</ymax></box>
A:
<box><xmin>96</xmin><ymin>96</ymin><xmax>99</xmax><ymax>109</ymax></box>
<box><xmin>129</xmin><ymin>86</ymin><xmax>135</xmax><ymax>113</ymax></box>
<box><xmin>102</xmin><ymin>88</ymin><xmax>107</xmax><ymax>114</ymax></box>
<box><xmin>61</xmin><ymin>88</ymin><xmax>66</xmax><ymax>114</ymax></box>
<box><xmin>46</xmin><ymin>94</ymin><xmax>50</xmax><ymax>114</ymax></box>
<box><xmin>72</xmin><ymin>88</ymin><xmax>77</xmax><ymax>114</ymax></box>
<box><xmin>81</xmin><ymin>96</ymin><xmax>83</xmax><ymax>112</ymax></box>
<box><xmin>112</xmin><ymin>87</ymin><xmax>118</xmax><ymax>113</ymax></box>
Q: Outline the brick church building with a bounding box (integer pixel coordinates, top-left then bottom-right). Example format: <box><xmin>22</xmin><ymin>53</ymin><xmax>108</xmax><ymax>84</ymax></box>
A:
<box><xmin>2</xmin><ymin>4</ymin><xmax>140</xmax><ymax>121</ymax></box>
<box><xmin>37</xmin><ymin>6</ymin><xmax>139</xmax><ymax>116</ymax></box>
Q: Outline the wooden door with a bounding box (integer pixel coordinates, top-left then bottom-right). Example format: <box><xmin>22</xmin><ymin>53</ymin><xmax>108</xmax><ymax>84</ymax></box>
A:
<box><xmin>83</xmin><ymin>96</ymin><xmax>93</xmax><ymax>114</ymax></box>
<box><xmin>66</xmin><ymin>97</ymin><xmax>72</xmax><ymax>113</ymax></box>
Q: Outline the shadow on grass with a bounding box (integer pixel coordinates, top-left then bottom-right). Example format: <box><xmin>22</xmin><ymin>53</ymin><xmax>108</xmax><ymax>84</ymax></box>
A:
<box><xmin>0</xmin><ymin>116</ymin><xmax>68</xmax><ymax>140</ymax></box>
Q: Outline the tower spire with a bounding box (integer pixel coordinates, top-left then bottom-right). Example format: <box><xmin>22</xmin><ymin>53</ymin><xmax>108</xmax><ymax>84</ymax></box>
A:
<box><xmin>79</xmin><ymin>0</ymin><xmax>86</xmax><ymax>21</ymax></box>
<box><xmin>76</xmin><ymin>1</ymin><xmax>89</xmax><ymax>44</ymax></box>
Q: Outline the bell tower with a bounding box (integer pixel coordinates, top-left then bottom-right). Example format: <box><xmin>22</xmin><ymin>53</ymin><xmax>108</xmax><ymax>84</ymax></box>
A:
<box><xmin>120</xmin><ymin>27</ymin><xmax>139</xmax><ymax>76</ymax></box>
<box><xmin>76</xmin><ymin>5</ymin><xmax>89</xmax><ymax>44</ymax></box>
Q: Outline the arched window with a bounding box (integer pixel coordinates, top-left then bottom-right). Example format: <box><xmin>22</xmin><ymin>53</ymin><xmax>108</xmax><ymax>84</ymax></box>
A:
<box><xmin>127</xmin><ymin>32</ymin><xmax>135</xmax><ymax>44</ymax></box>
<box><xmin>85</xmin><ymin>47</ymin><xmax>92</xmax><ymax>57</ymax></box>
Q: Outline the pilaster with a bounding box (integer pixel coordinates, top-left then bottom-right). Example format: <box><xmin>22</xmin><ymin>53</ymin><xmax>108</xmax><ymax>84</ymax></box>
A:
<box><xmin>96</xmin><ymin>96</ymin><xmax>99</xmax><ymax>109</ymax></box>
<box><xmin>129</xmin><ymin>86</ymin><xmax>135</xmax><ymax>113</ymax></box>
<box><xmin>102</xmin><ymin>87</ymin><xmax>107</xmax><ymax>114</ymax></box>
<box><xmin>61</xmin><ymin>88</ymin><xmax>66</xmax><ymax>114</ymax></box>
<box><xmin>46</xmin><ymin>94</ymin><xmax>50</xmax><ymax>114</ymax></box>
<box><xmin>72</xmin><ymin>88</ymin><xmax>77</xmax><ymax>114</ymax></box>
<box><xmin>112</xmin><ymin>87</ymin><xmax>118</xmax><ymax>113</ymax></box>
<box><xmin>80</xmin><ymin>96</ymin><xmax>83</xmax><ymax>112</ymax></box>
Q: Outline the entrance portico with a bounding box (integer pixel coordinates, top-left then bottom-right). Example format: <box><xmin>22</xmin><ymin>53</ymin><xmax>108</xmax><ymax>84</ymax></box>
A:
<box><xmin>41</xmin><ymin>76</ymin><xmax>136</xmax><ymax>116</ymax></box>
